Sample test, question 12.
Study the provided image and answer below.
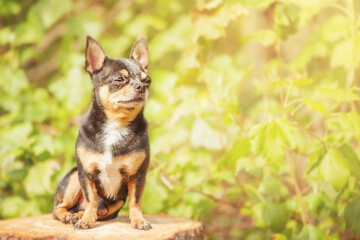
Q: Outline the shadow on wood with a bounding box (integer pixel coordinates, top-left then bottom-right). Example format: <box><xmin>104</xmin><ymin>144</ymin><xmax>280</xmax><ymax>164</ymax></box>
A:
<box><xmin>0</xmin><ymin>214</ymin><xmax>204</xmax><ymax>240</ymax></box>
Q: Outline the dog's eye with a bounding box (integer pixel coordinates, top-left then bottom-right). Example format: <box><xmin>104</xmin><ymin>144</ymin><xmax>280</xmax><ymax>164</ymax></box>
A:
<box><xmin>115</xmin><ymin>76</ymin><xmax>125</xmax><ymax>83</ymax></box>
<box><xmin>145</xmin><ymin>77</ymin><xmax>151</xmax><ymax>84</ymax></box>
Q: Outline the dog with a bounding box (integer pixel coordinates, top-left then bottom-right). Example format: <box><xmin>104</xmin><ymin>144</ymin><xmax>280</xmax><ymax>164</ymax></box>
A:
<box><xmin>53</xmin><ymin>36</ymin><xmax>152</xmax><ymax>230</ymax></box>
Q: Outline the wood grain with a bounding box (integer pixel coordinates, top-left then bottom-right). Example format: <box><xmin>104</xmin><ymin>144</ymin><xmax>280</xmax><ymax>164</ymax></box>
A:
<box><xmin>0</xmin><ymin>214</ymin><xmax>204</xmax><ymax>240</ymax></box>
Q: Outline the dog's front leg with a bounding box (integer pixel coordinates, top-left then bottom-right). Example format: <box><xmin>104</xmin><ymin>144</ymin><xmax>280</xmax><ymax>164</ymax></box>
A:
<box><xmin>74</xmin><ymin>171</ymin><xmax>98</xmax><ymax>229</ymax></box>
<box><xmin>128</xmin><ymin>175</ymin><xmax>151</xmax><ymax>230</ymax></box>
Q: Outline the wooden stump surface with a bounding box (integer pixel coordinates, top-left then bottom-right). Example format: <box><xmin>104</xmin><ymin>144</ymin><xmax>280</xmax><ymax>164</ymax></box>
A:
<box><xmin>0</xmin><ymin>214</ymin><xmax>204</xmax><ymax>240</ymax></box>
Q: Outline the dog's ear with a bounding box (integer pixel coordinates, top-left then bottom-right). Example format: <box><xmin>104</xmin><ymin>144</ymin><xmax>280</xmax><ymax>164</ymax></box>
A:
<box><xmin>85</xmin><ymin>36</ymin><xmax>106</xmax><ymax>74</ymax></box>
<box><xmin>130</xmin><ymin>38</ymin><xmax>149</xmax><ymax>72</ymax></box>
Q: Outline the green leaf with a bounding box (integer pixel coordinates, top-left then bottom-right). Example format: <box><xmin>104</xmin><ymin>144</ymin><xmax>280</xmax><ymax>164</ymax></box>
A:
<box><xmin>149</xmin><ymin>16</ymin><xmax>193</xmax><ymax>62</ymax></box>
<box><xmin>196</xmin><ymin>0</ymin><xmax>222</xmax><ymax>11</ymax></box>
<box><xmin>251</xmin><ymin>118</ymin><xmax>298</xmax><ymax>166</ymax></box>
<box><xmin>24</xmin><ymin>161</ymin><xmax>55</xmax><ymax>196</ymax></box>
<box><xmin>345</xmin><ymin>200</ymin><xmax>360</xmax><ymax>236</ymax></box>
<box><xmin>0</xmin><ymin>122</ymin><xmax>33</xmax><ymax>150</ymax></box>
<box><xmin>331</xmin><ymin>35</ymin><xmax>360</xmax><ymax>70</ymax></box>
<box><xmin>176</xmin><ymin>68</ymin><xmax>200</xmax><ymax>86</ymax></box>
<box><xmin>142</xmin><ymin>174</ymin><xmax>168</xmax><ymax>214</ymax></box>
<box><xmin>306</xmin><ymin>193</ymin><xmax>325</xmax><ymax>214</ymax></box>
<box><xmin>7</xmin><ymin>169</ymin><xmax>28</xmax><ymax>181</ymax></box>
<box><xmin>306</xmin><ymin>143</ymin><xmax>326</xmax><ymax>174</ymax></box>
<box><xmin>191</xmin><ymin>118</ymin><xmax>224</xmax><ymax>150</ymax></box>
<box><xmin>318</xmin><ymin>88</ymin><xmax>360</xmax><ymax>102</ymax></box>
<box><xmin>212</xmin><ymin>170</ymin><xmax>236</xmax><ymax>184</ymax></box>
<box><xmin>251</xmin><ymin>119</ymin><xmax>284</xmax><ymax>166</ymax></box>
<box><xmin>49</xmin><ymin>53</ymin><xmax>93</xmax><ymax>113</ymax></box>
<box><xmin>321</xmin><ymin>15</ymin><xmax>348</xmax><ymax>43</ymax></box>
<box><xmin>194</xmin><ymin>3</ymin><xmax>247</xmax><ymax>40</ymax></box>
<box><xmin>304</xmin><ymin>98</ymin><xmax>329</xmax><ymax>115</ymax></box>
<box><xmin>217</xmin><ymin>138</ymin><xmax>251</xmax><ymax>168</ymax></box>
<box><xmin>0</xmin><ymin>196</ymin><xmax>26</xmax><ymax>218</ymax></box>
<box><xmin>0</xmin><ymin>27</ymin><xmax>14</xmax><ymax>45</ymax></box>
<box><xmin>296</xmin><ymin>225</ymin><xmax>324</xmax><ymax>240</ymax></box>
<box><xmin>14</xmin><ymin>17</ymin><xmax>43</xmax><ymax>45</ymax></box>
<box><xmin>274</xmin><ymin>4</ymin><xmax>299</xmax><ymax>40</ymax></box>
<box><xmin>68</xmin><ymin>11</ymin><xmax>103</xmax><ymax>38</ymax></box>
<box><xmin>326</xmin><ymin>112</ymin><xmax>360</xmax><ymax>141</ymax></box>
<box><xmin>307</xmin><ymin>225</ymin><xmax>325</xmax><ymax>240</ymax></box>
<box><xmin>275</xmin><ymin>118</ymin><xmax>298</xmax><ymax>149</ymax></box>
<box><xmin>292</xmin><ymin>78</ymin><xmax>315</xmax><ymax>86</ymax></box>
<box><xmin>263</xmin><ymin>203</ymin><xmax>288</xmax><ymax>232</ymax></box>
<box><xmin>319</xmin><ymin>149</ymin><xmax>350</xmax><ymax>190</ymax></box>
<box><xmin>0</xmin><ymin>1</ymin><xmax>21</xmax><ymax>17</ymax></box>
<box><xmin>251</xmin><ymin>202</ymin><xmax>266</xmax><ymax>227</ymax></box>
<box><xmin>30</xmin><ymin>0</ymin><xmax>72</xmax><ymax>29</ymax></box>
<box><xmin>258</xmin><ymin>176</ymin><xmax>288</xmax><ymax>200</ymax></box>
<box><xmin>249</xmin><ymin>29</ymin><xmax>276</xmax><ymax>47</ymax></box>
<box><xmin>338</xmin><ymin>144</ymin><xmax>360</xmax><ymax>179</ymax></box>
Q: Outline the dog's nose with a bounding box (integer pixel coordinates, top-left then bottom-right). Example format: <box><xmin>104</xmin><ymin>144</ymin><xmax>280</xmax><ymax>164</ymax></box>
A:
<box><xmin>134</xmin><ymin>84</ymin><xmax>145</xmax><ymax>92</ymax></box>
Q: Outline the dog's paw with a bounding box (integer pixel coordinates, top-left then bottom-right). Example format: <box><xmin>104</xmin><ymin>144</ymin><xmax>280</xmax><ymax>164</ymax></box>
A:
<box><xmin>131</xmin><ymin>218</ymin><xmax>152</xmax><ymax>230</ymax></box>
<box><xmin>74</xmin><ymin>216</ymin><xmax>96</xmax><ymax>230</ymax></box>
<box><xmin>70</xmin><ymin>211</ymin><xmax>84</xmax><ymax>225</ymax></box>
<box><xmin>60</xmin><ymin>212</ymin><xmax>72</xmax><ymax>224</ymax></box>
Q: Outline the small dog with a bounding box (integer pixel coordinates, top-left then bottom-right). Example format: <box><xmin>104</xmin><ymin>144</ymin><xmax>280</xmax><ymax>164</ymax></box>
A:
<box><xmin>53</xmin><ymin>36</ymin><xmax>152</xmax><ymax>230</ymax></box>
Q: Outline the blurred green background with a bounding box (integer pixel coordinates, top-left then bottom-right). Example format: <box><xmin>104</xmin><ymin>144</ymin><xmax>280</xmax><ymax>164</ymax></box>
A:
<box><xmin>1</xmin><ymin>0</ymin><xmax>360</xmax><ymax>239</ymax></box>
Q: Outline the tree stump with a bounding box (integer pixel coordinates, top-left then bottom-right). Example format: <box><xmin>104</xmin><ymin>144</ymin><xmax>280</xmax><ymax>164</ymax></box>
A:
<box><xmin>0</xmin><ymin>214</ymin><xmax>204</xmax><ymax>240</ymax></box>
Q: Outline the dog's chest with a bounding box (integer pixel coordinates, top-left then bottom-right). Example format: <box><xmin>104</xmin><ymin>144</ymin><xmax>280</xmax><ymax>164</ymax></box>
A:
<box><xmin>96</xmin><ymin>121</ymin><xmax>129</xmax><ymax>198</ymax></box>
<box><xmin>97</xmin><ymin>160</ymin><xmax>124</xmax><ymax>200</ymax></box>
<box><xmin>102</xmin><ymin>121</ymin><xmax>129</xmax><ymax>164</ymax></box>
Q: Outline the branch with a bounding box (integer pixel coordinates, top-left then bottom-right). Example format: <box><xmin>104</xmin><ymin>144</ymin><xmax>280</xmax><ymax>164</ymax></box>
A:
<box><xmin>101</xmin><ymin>0</ymin><xmax>133</xmax><ymax>33</ymax></box>
<box><xmin>25</xmin><ymin>57</ymin><xmax>57</xmax><ymax>83</ymax></box>
<box><xmin>285</xmin><ymin>152</ymin><xmax>313</xmax><ymax>225</ymax></box>
<box><xmin>286</xmin><ymin>112</ymin><xmax>328</xmax><ymax>152</ymax></box>
<box><xmin>151</xmin><ymin>161</ymin><xmax>242</xmax><ymax>209</ymax></box>
<box><xmin>27</xmin><ymin>0</ymin><xmax>134</xmax><ymax>82</ymax></box>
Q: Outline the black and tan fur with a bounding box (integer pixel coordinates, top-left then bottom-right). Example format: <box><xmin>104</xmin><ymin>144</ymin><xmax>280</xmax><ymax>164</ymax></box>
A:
<box><xmin>53</xmin><ymin>36</ymin><xmax>152</xmax><ymax>230</ymax></box>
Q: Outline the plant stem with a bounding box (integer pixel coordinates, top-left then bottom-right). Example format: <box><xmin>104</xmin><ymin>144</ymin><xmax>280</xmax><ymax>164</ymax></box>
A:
<box><xmin>283</xmin><ymin>79</ymin><xmax>293</xmax><ymax>109</ymax></box>
<box><xmin>150</xmin><ymin>161</ymin><xmax>242</xmax><ymax>208</ymax></box>
<box><xmin>285</xmin><ymin>153</ymin><xmax>312</xmax><ymax>225</ymax></box>
<box><xmin>287</xmin><ymin>112</ymin><xmax>328</xmax><ymax>152</ymax></box>
<box><xmin>245</xmin><ymin>184</ymin><xmax>267</xmax><ymax>204</ymax></box>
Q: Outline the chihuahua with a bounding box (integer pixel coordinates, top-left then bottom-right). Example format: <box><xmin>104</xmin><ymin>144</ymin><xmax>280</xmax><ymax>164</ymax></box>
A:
<box><xmin>53</xmin><ymin>36</ymin><xmax>152</xmax><ymax>230</ymax></box>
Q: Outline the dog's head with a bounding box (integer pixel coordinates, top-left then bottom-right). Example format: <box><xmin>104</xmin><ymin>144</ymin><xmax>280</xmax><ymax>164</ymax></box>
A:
<box><xmin>85</xmin><ymin>36</ymin><xmax>151</xmax><ymax>118</ymax></box>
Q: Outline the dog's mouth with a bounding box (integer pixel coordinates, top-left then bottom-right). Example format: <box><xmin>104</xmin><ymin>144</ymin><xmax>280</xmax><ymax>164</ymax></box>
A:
<box><xmin>117</xmin><ymin>97</ymin><xmax>144</xmax><ymax>104</ymax></box>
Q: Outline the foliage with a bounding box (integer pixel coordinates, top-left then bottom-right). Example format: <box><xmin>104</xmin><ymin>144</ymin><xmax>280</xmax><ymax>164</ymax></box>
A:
<box><xmin>1</xmin><ymin>0</ymin><xmax>360</xmax><ymax>239</ymax></box>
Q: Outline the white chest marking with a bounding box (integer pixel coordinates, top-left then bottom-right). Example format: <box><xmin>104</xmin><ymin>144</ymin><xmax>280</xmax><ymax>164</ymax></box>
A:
<box><xmin>97</xmin><ymin>160</ymin><xmax>124</xmax><ymax>199</ymax></box>
<box><xmin>102</xmin><ymin>121</ymin><xmax>130</xmax><ymax>165</ymax></box>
